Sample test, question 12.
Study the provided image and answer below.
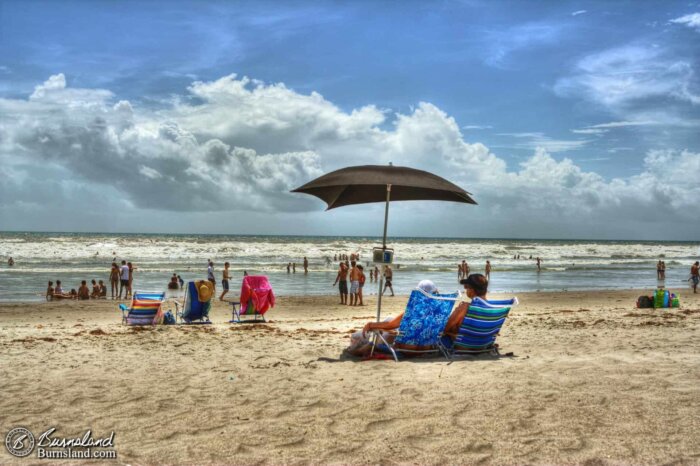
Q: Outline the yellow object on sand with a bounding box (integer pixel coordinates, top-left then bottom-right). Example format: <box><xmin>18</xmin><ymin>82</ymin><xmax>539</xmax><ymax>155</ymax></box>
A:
<box><xmin>196</xmin><ymin>280</ymin><xmax>214</xmax><ymax>303</ymax></box>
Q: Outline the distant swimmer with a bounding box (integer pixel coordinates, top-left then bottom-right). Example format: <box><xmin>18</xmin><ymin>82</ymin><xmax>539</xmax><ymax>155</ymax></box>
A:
<box><xmin>536</xmin><ymin>257</ymin><xmax>542</xmax><ymax>272</ymax></box>
<box><xmin>303</xmin><ymin>256</ymin><xmax>309</xmax><ymax>274</ymax></box>
<box><xmin>8</xmin><ymin>257</ymin><xmax>14</xmax><ymax>266</ymax></box>
<box><xmin>485</xmin><ymin>260</ymin><xmax>492</xmax><ymax>280</ymax></box>
<box><xmin>287</xmin><ymin>262</ymin><xmax>291</xmax><ymax>273</ymax></box>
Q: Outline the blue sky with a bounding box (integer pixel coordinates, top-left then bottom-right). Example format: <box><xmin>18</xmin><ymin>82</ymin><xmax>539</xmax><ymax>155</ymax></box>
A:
<box><xmin>0</xmin><ymin>0</ymin><xmax>699</xmax><ymax>239</ymax></box>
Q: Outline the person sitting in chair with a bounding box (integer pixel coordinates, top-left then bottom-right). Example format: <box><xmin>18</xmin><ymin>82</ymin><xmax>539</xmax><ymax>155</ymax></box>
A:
<box><xmin>442</xmin><ymin>273</ymin><xmax>490</xmax><ymax>340</ymax></box>
<box><xmin>345</xmin><ymin>279</ymin><xmax>444</xmax><ymax>357</ymax></box>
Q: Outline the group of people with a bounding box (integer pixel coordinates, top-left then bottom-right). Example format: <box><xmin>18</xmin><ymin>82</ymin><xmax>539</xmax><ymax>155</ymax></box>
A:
<box><xmin>46</xmin><ymin>279</ymin><xmax>107</xmax><ymax>300</ymax></box>
<box><xmin>656</xmin><ymin>260</ymin><xmax>667</xmax><ymax>280</ymax></box>
<box><xmin>457</xmin><ymin>260</ymin><xmax>491</xmax><ymax>282</ymax></box>
<box><xmin>285</xmin><ymin>257</ymin><xmax>310</xmax><ymax>274</ymax></box>
<box><xmin>333</xmin><ymin>261</ymin><xmax>394</xmax><ymax>305</ymax></box>
<box><xmin>109</xmin><ymin>260</ymin><xmax>135</xmax><ymax>299</ymax></box>
<box><xmin>346</xmin><ymin>273</ymin><xmax>491</xmax><ymax>356</ymax></box>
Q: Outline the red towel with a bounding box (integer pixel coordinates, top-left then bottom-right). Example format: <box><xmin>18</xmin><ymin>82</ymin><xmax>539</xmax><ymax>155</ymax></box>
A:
<box><xmin>240</xmin><ymin>275</ymin><xmax>275</xmax><ymax>314</ymax></box>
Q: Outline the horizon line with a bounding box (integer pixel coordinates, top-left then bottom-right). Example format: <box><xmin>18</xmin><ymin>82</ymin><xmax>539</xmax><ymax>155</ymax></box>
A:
<box><xmin>0</xmin><ymin>230</ymin><xmax>698</xmax><ymax>244</ymax></box>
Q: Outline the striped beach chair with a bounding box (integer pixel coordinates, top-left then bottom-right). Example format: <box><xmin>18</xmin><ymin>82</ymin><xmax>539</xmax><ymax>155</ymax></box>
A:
<box><xmin>119</xmin><ymin>291</ymin><xmax>165</xmax><ymax>325</ymax></box>
<box><xmin>442</xmin><ymin>297</ymin><xmax>517</xmax><ymax>358</ymax></box>
<box><xmin>369</xmin><ymin>288</ymin><xmax>460</xmax><ymax>362</ymax></box>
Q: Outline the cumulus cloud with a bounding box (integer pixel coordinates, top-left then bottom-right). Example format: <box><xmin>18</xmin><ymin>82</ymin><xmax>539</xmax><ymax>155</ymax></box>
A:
<box><xmin>1</xmin><ymin>73</ymin><xmax>700</xmax><ymax>238</ymax></box>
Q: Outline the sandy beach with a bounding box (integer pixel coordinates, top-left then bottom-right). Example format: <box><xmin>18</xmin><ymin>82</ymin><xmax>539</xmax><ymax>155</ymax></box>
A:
<box><xmin>1</xmin><ymin>289</ymin><xmax>699</xmax><ymax>465</ymax></box>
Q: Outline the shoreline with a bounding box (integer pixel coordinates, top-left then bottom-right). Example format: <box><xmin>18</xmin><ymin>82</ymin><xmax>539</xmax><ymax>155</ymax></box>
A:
<box><xmin>2</xmin><ymin>285</ymin><xmax>695</xmax><ymax>305</ymax></box>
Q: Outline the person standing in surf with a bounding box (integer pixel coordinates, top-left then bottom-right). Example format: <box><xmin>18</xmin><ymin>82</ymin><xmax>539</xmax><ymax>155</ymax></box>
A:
<box><xmin>485</xmin><ymin>260</ymin><xmax>492</xmax><ymax>280</ymax></box>
<box><xmin>691</xmin><ymin>261</ymin><xmax>699</xmax><ymax>294</ymax></box>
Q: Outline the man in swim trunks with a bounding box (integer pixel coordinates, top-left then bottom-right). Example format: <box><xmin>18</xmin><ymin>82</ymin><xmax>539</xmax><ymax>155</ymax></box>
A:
<box><xmin>220</xmin><ymin>261</ymin><xmax>230</xmax><ymax>301</ymax></box>
<box><xmin>119</xmin><ymin>260</ymin><xmax>129</xmax><ymax>299</ymax></box>
<box><xmin>691</xmin><ymin>261</ymin><xmax>699</xmax><ymax>294</ymax></box>
<box><xmin>77</xmin><ymin>280</ymin><xmax>90</xmax><ymax>300</ymax></box>
<box><xmin>349</xmin><ymin>261</ymin><xmax>361</xmax><ymax>306</ymax></box>
<box><xmin>333</xmin><ymin>261</ymin><xmax>349</xmax><ymax>305</ymax></box>
<box><xmin>382</xmin><ymin>265</ymin><xmax>394</xmax><ymax>296</ymax></box>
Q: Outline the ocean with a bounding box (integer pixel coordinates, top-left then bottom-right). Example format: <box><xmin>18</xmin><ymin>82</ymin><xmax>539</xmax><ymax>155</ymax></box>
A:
<box><xmin>0</xmin><ymin>232</ymin><xmax>698</xmax><ymax>302</ymax></box>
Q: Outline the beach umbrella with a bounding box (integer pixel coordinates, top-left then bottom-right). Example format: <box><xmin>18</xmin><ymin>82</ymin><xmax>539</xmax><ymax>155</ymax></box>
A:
<box><xmin>291</xmin><ymin>164</ymin><xmax>477</xmax><ymax>321</ymax></box>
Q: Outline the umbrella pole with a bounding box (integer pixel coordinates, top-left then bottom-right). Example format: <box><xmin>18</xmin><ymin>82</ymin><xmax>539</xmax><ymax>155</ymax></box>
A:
<box><xmin>376</xmin><ymin>184</ymin><xmax>391</xmax><ymax>321</ymax></box>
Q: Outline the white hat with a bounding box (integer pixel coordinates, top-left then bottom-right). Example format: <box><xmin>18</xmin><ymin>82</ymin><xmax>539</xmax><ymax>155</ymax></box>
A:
<box><xmin>417</xmin><ymin>280</ymin><xmax>438</xmax><ymax>294</ymax></box>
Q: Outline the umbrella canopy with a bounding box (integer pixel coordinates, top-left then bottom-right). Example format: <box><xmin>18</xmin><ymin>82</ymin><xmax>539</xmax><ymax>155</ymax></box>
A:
<box><xmin>291</xmin><ymin>165</ymin><xmax>477</xmax><ymax>209</ymax></box>
<box><xmin>292</xmin><ymin>164</ymin><xmax>476</xmax><ymax>323</ymax></box>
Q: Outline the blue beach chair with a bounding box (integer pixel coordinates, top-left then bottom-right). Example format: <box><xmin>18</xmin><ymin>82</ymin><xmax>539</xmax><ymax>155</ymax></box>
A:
<box><xmin>119</xmin><ymin>291</ymin><xmax>165</xmax><ymax>325</ymax></box>
<box><xmin>441</xmin><ymin>297</ymin><xmax>517</xmax><ymax>358</ymax></box>
<box><xmin>174</xmin><ymin>281</ymin><xmax>213</xmax><ymax>324</ymax></box>
<box><xmin>369</xmin><ymin>288</ymin><xmax>460</xmax><ymax>362</ymax></box>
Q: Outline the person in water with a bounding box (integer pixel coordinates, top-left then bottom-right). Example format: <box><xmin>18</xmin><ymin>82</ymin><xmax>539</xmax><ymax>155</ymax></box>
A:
<box><xmin>77</xmin><ymin>280</ymin><xmax>90</xmax><ymax>300</ymax></box>
<box><xmin>46</xmin><ymin>281</ymin><xmax>54</xmax><ymax>301</ymax></box>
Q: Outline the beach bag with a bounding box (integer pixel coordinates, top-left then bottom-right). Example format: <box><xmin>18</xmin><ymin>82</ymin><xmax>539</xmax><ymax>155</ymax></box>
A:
<box><xmin>636</xmin><ymin>296</ymin><xmax>653</xmax><ymax>308</ymax></box>
<box><xmin>653</xmin><ymin>289</ymin><xmax>670</xmax><ymax>308</ymax></box>
<box><xmin>164</xmin><ymin>310</ymin><xmax>176</xmax><ymax>325</ymax></box>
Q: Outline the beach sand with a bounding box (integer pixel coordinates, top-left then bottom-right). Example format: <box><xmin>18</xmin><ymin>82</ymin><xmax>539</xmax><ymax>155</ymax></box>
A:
<box><xmin>1</xmin><ymin>289</ymin><xmax>699</xmax><ymax>465</ymax></box>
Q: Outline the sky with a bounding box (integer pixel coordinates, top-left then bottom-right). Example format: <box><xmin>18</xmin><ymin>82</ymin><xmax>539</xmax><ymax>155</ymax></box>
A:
<box><xmin>0</xmin><ymin>0</ymin><xmax>699</xmax><ymax>240</ymax></box>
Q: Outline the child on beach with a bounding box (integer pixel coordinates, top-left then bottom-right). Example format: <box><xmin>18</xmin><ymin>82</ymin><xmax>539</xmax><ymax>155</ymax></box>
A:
<box><xmin>357</xmin><ymin>265</ymin><xmax>366</xmax><ymax>306</ymax></box>
<box><xmin>98</xmin><ymin>280</ymin><xmax>107</xmax><ymax>298</ymax></box>
<box><xmin>77</xmin><ymin>280</ymin><xmax>90</xmax><ymax>300</ymax></box>
<box><xmin>90</xmin><ymin>279</ymin><xmax>101</xmax><ymax>298</ymax></box>
<box><xmin>46</xmin><ymin>281</ymin><xmax>54</xmax><ymax>301</ymax></box>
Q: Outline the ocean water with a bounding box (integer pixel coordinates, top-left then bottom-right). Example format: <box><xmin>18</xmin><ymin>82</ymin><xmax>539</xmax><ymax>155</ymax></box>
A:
<box><xmin>0</xmin><ymin>232</ymin><xmax>698</xmax><ymax>302</ymax></box>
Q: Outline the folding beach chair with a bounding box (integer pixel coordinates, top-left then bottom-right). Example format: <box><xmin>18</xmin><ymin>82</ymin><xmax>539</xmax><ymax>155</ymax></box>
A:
<box><xmin>230</xmin><ymin>275</ymin><xmax>275</xmax><ymax>323</ymax></box>
<box><xmin>441</xmin><ymin>297</ymin><xmax>518</xmax><ymax>358</ymax></box>
<box><xmin>174</xmin><ymin>281</ymin><xmax>213</xmax><ymax>324</ymax></box>
<box><xmin>368</xmin><ymin>288</ymin><xmax>460</xmax><ymax>362</ymax></box>
<box><xmin>119</xmin><ymin>291</ymin><xmax>165</xmax><ymax>325</ymax></box>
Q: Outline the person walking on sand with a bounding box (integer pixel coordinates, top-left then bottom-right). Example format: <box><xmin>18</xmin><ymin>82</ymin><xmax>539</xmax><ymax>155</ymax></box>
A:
<box><xmin>220</xmin><ymin>261</ymin><xmax>231</xmax><ymax>301</ymax></box>
<box><xmin>333</xmin><ymin>261</ymin><xmax>349</xmax><ymax>304</ymax></box>
<box><xmin>303</xmin><ymin>256</ymin><xmax>309</xmax><ymax>274</ymax></box>
<box><xmin>691</xmin><ymin>261</ymin><xmax>699</xmax><ymax>293</ymax></box>
<box><xmin>485</xmin><ymin>260</ymin><xmax>492</xmax><ymax>280</ymax></box>
<box><xmin>118</xmin><ymin>260</ymin><xmax>129</xmax><ymax>299</ymax></box>
<box><xmin>349</xmin><ymin>261</ymin><xmax>361</xmax><ymax>306</ymax></box>
<box><xmin>536</xmin><ymin>257</ymin><xmax>542</xmax><ymax>272</ymax></box>
<box><xmin>382</xmin><ymin>265</ymin><xmax>394</xmax><ymax>297</ymax></box>
<box><xmin>109</xmin><ymin>262</ymin><xmax>119</xmax><ymax>299</ymax></box>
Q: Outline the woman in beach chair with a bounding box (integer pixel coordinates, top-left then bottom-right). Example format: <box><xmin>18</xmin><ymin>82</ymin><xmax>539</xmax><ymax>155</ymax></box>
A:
<box><xmin>441</xmin><ymin>274</ymin><xmax>517</xmax><ymax>357</ymax></box>
<box><xmin>347</xmin><ymin>281</ymin><xmax>459</xmax><ymax>361</ymax></box>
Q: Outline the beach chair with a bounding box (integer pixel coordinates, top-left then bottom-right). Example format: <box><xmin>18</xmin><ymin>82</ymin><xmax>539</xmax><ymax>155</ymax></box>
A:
<box><xmin>441</xmin><ymin>297</ymin><xmax>517</xmax><ymax>358</ymax></box>
<box><xmin>119</xmin><ymin>291</ymin><xmax>165</xmax><ymax>325</ymax></box>
<box><xmin>230</xmin><ymin>275</ymin><xmax>275</xmax><ymax>323</ymax></box>
<box><xmin>174</xmin><ymin>281</ymin><xmax>213</xmax><ymax>324</ymax></box>
<box><xmin>368</xmin><ymin>288</ymin><xmax>460</xmax><ymax>362</ymax></box>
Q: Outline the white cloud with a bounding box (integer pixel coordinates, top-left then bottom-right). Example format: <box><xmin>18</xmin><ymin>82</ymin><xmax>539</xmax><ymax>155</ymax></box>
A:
<box><xmin>554</xmin><ymin>44</ymin><xmax>700</xmax><ymax>112</ymax></box>
<box><xmin>484</xmin><ymin>22</ymin><xmax>564</xmax><ymax>67</ymax></box>
<box><xmin>1</xmin><ymin>73</ymin><xmax>700</xmax><ymax>238</ymax></box>
<box><xmin>571</xmin><ymin>10</ymin><xmax>587</xmax><ymax>16</ymax></box>
<box><xmin>571</xmin><ymin>128</ymin><xmax>608</xmax><ymax>135</ymax></box>
<box><xmin>670</xmin><ymin>12</ymin><xmax>700</xmax><ymax>31</ymax></box>
<box><xmin>497</xmin><ymin>132</ymin><xmax>591</xmax><ymax>152</ymax></box>
<box><xmin>462</xmin><ymin>125</ymin><xmax>493</xmax><ymax>130</ymax></box>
